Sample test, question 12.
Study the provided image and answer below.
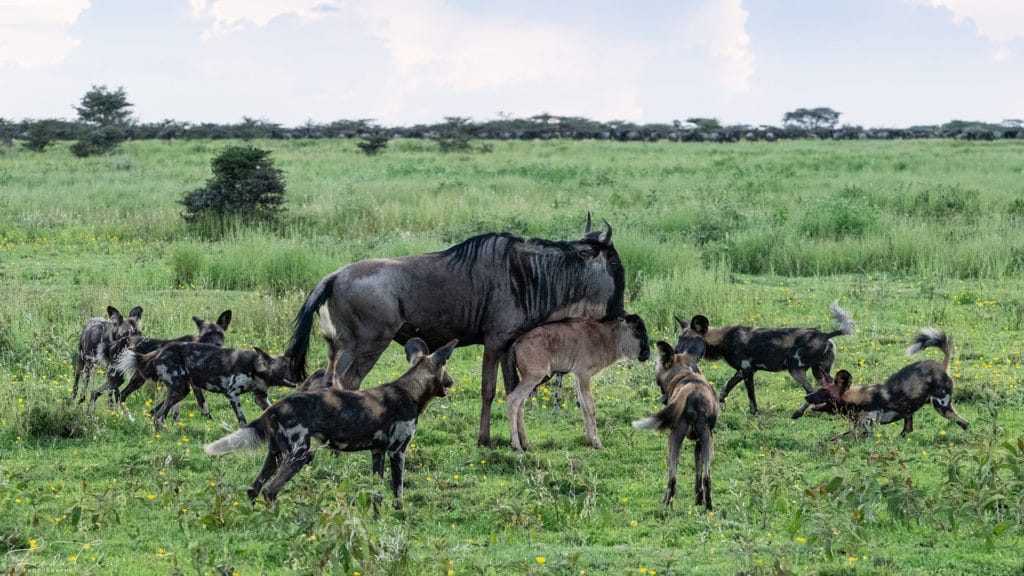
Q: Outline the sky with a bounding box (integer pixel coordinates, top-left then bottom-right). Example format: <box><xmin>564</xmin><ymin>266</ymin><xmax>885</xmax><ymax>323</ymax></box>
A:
<box><xmin>0</xmin><ymin>0</ymin><xmax>1021</xmax><ymax>128</ymax></box>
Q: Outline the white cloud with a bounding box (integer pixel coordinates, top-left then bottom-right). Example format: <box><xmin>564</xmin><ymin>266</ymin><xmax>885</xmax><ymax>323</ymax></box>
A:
<box><xmin>189</xmin><ymin>0</ymin><xmax>340</xmax><ymax>37</ymax></box>
<box><xmin>678</xmin><ymin>0</ymin><xmax>754</xmax><ymax>92</ymax></box>
<box><xmin>912</xmin><ymin>0</ymin><xmax>1024</xmax><ymax>60</ymax></box>
<box><xmin>0</xmin><ymin>0</ymin><xmax>90</xmax><ymax>68</ymax></box>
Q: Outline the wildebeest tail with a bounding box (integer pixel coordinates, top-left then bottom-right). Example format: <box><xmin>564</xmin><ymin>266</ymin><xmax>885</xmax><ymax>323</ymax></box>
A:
<box><xmin>825</xmin><ymin>300</ymin><xmax>856</xmax><ymax>339</ymax></box>
<box><xmin>204</xmin><ymin>417</ymin><xmax>269</xmax><ymax>455</ymax></box>
<box><xmin>632</xmin><ymin>396</ymin><xmax>685</xmax><ymax>432</ymax></box>
<box><xmin>907</xmin><ymin>328</ymin><xmax>952</xmax><ymax>370</ymax></box>
<box><xmin>286</xmin><ymin>273</ymin><xmax>336</xmax><ymax>382</ymax></box>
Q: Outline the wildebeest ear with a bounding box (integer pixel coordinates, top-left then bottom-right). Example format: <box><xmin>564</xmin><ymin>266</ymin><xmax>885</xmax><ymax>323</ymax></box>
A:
<box><xmin>690</xmin><ymin>315</ymin><xmax>709</xmax><ymax>335</ymax></box>
<box><xmin>217</xmin><ymin>310</ymin><xmax>232</xmax><ymax>329</ymax></box>
<box><xmin>128</xmin><ymin>306</ymin><xmax>143</xmax><ymax>320</ymax></box>
<box><xmin>107</xmin><ymin>306</ymin><xmax>124</xmax><ymax>323</ymax></box>
<box><xmin>656</xmin><ymin>341</ymin><xmax>675</xmax><ymax>367</ymax></box>
<box><xmin>430</xmin><ymin>339</ymin><xmax>458</xmax><ymax>368</ymax></box>
<box><xmin>404</xmin><ymin>338</ymin><xmax>429</xmax><ymax>364</ymax></box>
<box><xmin>835</xmin><ymin>370</ymin><xmax>852</xmax><ymax>390</ymax></box>
<box><xmin>193</xmin><ymin>316</ymin><xmax>205</xmax><ymax>330</ymax></box>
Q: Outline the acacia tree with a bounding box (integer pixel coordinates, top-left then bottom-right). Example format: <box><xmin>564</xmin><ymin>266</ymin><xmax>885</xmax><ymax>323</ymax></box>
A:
<box><xmin>782</xmin><ymin>107</ymin><xmax>841</xmax><ymax>131</ymax></box>
<box><xmin>180</xmin><ymin>145</ymin><xmax>286</xmax><ymax>233</ymax></box>
<box><xmin>71</xmin><ymin>85</ymin><xmax>133</xmax><ymax>157</ymax></box>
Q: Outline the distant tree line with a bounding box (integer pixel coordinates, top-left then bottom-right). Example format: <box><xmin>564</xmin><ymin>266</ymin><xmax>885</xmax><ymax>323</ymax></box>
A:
<box><xmin>3</xmin><ymin>90</ymin><xmax>1022</xmax><ymax>149</ymax></box>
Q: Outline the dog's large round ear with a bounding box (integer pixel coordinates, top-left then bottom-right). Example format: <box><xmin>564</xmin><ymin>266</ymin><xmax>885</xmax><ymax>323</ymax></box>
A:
<box><xmin>192</xmin><ymin>316</ymin><xmax>205</xmax><ymax>330</ymax></box>
<box><xmin>682</xmin><ymin>337</ymin><xmax>706</xmax><ymax>363</ymax></box>
<box><xmin>430</xmin><ymin>339</ymin><xmax>458</xmax><ymax>368</ymax></box>
<box><xmin>217</xmin><ymin>310</ymin><xmax>232</xmax><ymax>329</ymax></box>
<box><xmin>835</xmin><ymin>370</ymin><xmax>852</xmax><ymax>390</ymax></box>
<box><xmin>128</xmin><ymin>306</ymin><xmax>144</xmax><ymax>320</ymax></box>
<box><xmin>655</xmin><ymin>341</ymin><xmax>675</xmax><ymax>367</ymax></box>
<box><xmin>107</xmin><ymin>306</ymin><xmax>124</xmax><ymax>323</ymax></box>
<box><xmin>404</xmin><ymin>338</ymin><xmax>429</xmax><ymax>364</ymax></box>
<box><xmin>253</xmin><ymin>347</ymin><xmax>271</xmax><ymax>370</ymax></box>
<box><xmin>690</xmin><ymin>315</ymin><xmax>710</xmax><ymax>335</ymax></box>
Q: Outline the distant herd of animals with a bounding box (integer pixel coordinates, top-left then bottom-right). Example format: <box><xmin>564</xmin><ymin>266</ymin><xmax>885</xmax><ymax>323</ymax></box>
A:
<box><xmin>70</xmin><ymin>215</ymin><xmax>970</xmax><ymax>510</ymax></box>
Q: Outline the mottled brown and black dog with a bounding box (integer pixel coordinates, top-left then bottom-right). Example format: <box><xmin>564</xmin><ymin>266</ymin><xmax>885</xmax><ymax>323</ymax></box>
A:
<box><xmin>675</xmin><ymin>300</ymin><xmax>854</xmax><ymax>418</ymax></box>
<box><xmin>205</xmin><ymin>338</ymin><xmax>456</xmax><ymax>507</ymax></box>
<box><xmin>805</xmin><ymin>328</ymin><xmax>969</xmax><ymax>437</ymax></box>
<box><xmin>634</xmin><ymin>337</ymin><xmax>718</xmax><ymax>510</ymax></box>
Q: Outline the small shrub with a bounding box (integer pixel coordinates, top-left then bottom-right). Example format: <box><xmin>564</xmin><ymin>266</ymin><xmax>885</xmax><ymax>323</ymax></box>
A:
<box><xmin>180</xmin><ymin>145</ymin><xmax>287</xmax><ymax>233</ymax></box>
<box><xmin>70</xmin><ymin>125</ymin><xmax>126</xmax><ymax>157</ymax></box>
<box><xmin>15</xmin><ymin>403</ymin><xmax>98</xmax><ymax>440</ymax></box>
<box><xmin>21</xmin><ymin>121</ymin><xmax>57</xmax><ymax>152</ymax></box>
<box><xmin>356</xmin><ymin>132</ymin><xmax>391</xmax><ymax>156</ymax></box>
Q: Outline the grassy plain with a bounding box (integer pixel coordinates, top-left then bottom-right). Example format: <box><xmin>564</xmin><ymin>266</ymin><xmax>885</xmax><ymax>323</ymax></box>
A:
<box><xmin>0</xmin><ymin>138</ymin><xmax>1022</xmax><ymax>575</ymax></box>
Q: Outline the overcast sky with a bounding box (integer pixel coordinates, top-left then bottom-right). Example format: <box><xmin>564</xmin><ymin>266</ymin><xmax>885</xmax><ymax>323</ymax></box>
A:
<box><xmin>1</xmin><ymin>0</ymin><xmax>1021</xmax><ymax>128</ymax></box>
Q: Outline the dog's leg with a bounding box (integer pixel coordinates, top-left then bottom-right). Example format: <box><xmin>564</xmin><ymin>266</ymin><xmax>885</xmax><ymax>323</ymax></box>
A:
<box><xmin>575</xmin><ymin>373</ymin><xmax>603</xmax><ymax>449</ymax></box>
<box><xmin>742</xmin><ymin>370</ymin><xmax>758</xmax><ymax>415</ymax></box>
<box><xmin>787</xmin><ymin>368</ymin><xmax>815</xmax><ymax>419</ymax></box>
<box><xmin>551</xmin><ymin>373</ymin><xmax>564</xmax><ymax>412</ymax></box>
<box><xmin>663</xmin><ymin>426</ymin><xmax>687</xmax><ymax>507</ymax></box>
<box><xmin>371</xmin><ymin>449</ymin><xmax>385</xmax><ymax>477</ymax></box>
<box><xmin>253</xmin><ymin>391</ymin><xmax>270</xmax><ymax>411</ymax></box>
<box><xmin>717</xmin><ymin>370</ymin><xmax>744</xmax><ymax>407</ymax></box>
<box><xmin>388</xmin><ymin>449</ymin><xmax>406</xmax><ymax>508</ymax></box>
<box><xmin>249</xmin><ymin>442</ymin><xmax>283</xmax><ymax>501</ymax></box>
<box><xmin>153</xmin><ymin>381</ymin><xmax>190</xmax><ymax>431</ymax></box>
<box><xmin>899</xmin><ymin>414</ymin><xmax>914</xmax><ymax>437</ymax></box>
<box><xmin>931</xmin><ymin>393</ymin><xmax>970</xmax><ymax>431</ymax></box>
<box><xmin>76</xmin><ymin>362</ymin><xmax>94</xmax><ymax>404</ymax></box>
<box><xmin>693</xmin><ymin>438</ymin><xmax>703</xmax><ymax>507</ymax></box>
<box><xmin>226</xmin><ymin>392</ymin><xmax>248</xmax><ymax>427</ymax></box>
<box><xmin>117</xmin><ymin>373</ymin><xmax>147</xmax><ymax>415</ymax></box>
<box><xmin>192</xmin><ymin>385</ymin><xmax>212</xmax><ymax>418</ymax></box>
<box><xmin>263</xmin><ymin>447</ymin><xmax>314</xmax><ymax>503</ymax></box>
<box><xmin>72</xmin><ymin>353</ymin><xmax>86</xmax><ymax>401</ymax></box>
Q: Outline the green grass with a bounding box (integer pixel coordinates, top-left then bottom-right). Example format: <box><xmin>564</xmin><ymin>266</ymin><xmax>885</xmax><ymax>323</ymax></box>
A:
<box><xmin>0</xmin><ymin>139</ymin><xmax>1022</xmax><ymax>575</ymax></box>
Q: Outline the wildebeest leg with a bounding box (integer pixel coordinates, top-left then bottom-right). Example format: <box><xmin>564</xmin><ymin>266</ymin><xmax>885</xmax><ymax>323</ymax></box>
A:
<box><xmin>262</xmin><ymin>447</ymin><xmax>314</xmax><ymax>503</ymax></box>
<box><xmin>787</xmin><ymin>368</ymin><xmax>815</xmax><ymax>419</ymax></box>
<box><xmin>478</xmin><ymin>346</ymin><xmax>501</xmax><ymax>448</ymax></box>
<box><xmin>575</xmin><ymin>373</ymin><xmax>602</xmax><ymax>449</ymax></box>
<box><xmin>331</xmin><ymin>334</ymin><xmax>391</xmax><ymax>391</ymax></box>
<box><xmin>371</xmin><ymin>449</ymin><xmax>385</xmax><ymax>477</ymax></box>
<box><xmin>388</xmin><ymin>450</ymin><xmax>406</xmax><ymax>508</ymax></box>
<box><xmin>742</xmin><ymin>370</ymin><xmax>758</xmax><ymax>415</ymax></box>
<box><xmin>717</xmin><ymin>370</ymin><xmax>745</xmax><ymax>407</ymax></box>
<box><xmin>506</xmin><ymin>372</ymin><xmax>543</xmax><ymax>452</ymax></box>
<box><xmin>249</xmin><ymin>443</ymin><xmax>284</xmax><ymax>501</ymax></box>
<box><xmin>663</xmin><ymin>426</ymin><xmax>687</xmax><ymax>507</ymax></box>
<box><xmin>500</xmin><ymin>351</ymin><xmax>517</xmax><ymax>394</ymax></box>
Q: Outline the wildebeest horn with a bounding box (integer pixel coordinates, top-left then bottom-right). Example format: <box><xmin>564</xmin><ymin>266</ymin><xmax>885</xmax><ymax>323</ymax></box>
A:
<box><xmin>599</xmin><ymin>219</ymin><xmax>612</xmax><ymax>244</ymax></box>
<box><xmin>584</xmin><ymin>211</ymin><xmax>593</xmax><ymax>235</ymax></box>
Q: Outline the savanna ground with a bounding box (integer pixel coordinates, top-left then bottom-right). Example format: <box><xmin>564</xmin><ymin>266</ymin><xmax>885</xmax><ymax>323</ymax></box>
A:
<box><xmin>0</xmin><ymin>138</ymin><xmax>1022</xmax><ymax>575</ymax></box>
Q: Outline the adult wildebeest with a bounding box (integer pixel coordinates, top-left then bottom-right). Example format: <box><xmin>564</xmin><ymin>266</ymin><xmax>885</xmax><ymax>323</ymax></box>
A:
<box><xmin>286</xmin><ymin>215</ymin><xmax>625</xmax><ymax>447</ymax></box>
<box><xmin>72</xmin><ymin>305</ymin><xmax>143</xmax><ymax>405</ymax></box>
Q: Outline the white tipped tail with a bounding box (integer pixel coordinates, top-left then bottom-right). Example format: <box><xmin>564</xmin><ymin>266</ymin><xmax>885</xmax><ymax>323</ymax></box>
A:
<box><xmin>632</xmin><ymin>416</ymin><xmax>662</xmax><ymax>431</ymax></box>
<box><xmin>204</xmin><ymin>427</ymin><xmax>263</xmax><ymax>455</ymax></box>
<box><xmin>114</xmin><ymin>349</ymin><xmax>139</xmax><ymax>380</ymax></box>
<box><xmin>829</xmin><ymin>300</ymin><xmax>856</xmax><ymax>336</ymax></box>
<box><xmin>907</xmin><ymin>327</ymin><xmax>949</xmax><ymax>355</ymax></box>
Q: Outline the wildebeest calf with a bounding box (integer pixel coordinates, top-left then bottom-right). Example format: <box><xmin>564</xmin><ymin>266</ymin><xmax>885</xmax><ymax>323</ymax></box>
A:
<box><xmin>116</xmin><ymin>341</ymin><xmax>294</xmax><ymax>431</ymax></box>
<box><xmin>633</xmin><ymin>338</ymin><xmax>719</xmax><ymax>509</ymax></box>
<box><xmin>805</xmin><ymin>328</ymin><xmax>969</xmax><ymax>437</ymax></box>
<box><xmin>204</xmin><ymin>338</ymin><xmax>456</xmax><ymax>507</ymax></box>
<box><xmin>506</xmin><ymin>314</ymin><xmax>650</xmax><ymax>451</ymax></box>
<box><xmin>72</xmin><ymin>305</ymin><xmax>143</xmax><ymax>405</ymax></box>
<box><xmin>675</xmin><ymin>300</ymin><xmax>854</xmax><ymax>419</ymax></box>
<box><xmin>93</xmin><ymin>309</ymin><xmax>233</xmax><ymax>412</ymax></box>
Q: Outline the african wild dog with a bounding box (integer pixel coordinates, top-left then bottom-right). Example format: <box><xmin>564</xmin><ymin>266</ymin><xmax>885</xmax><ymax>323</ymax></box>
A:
<box><xmin>107</xmin><ymin>310</ymin><xmax>232</xmax><ymax>417</ymax></box>
<box><xmin>204</xmin><ymin>338</ymin><xmax>457</xmax><ymax>507</ymax></box>
<box><xmin>116</xmin><ymin>341</ymin><xmax>294</xmax><ymax>431</ymax></box>
<box><xmin>506</xmin><ymin>314</ymin><xmax>650</xmax><ymax>451</ymax></box>
<box><xmin>72</xmin><ymin>306</ymin><xmax>143</xmax><ymax>405</ymax></box>
<box><xmin>633</xmin><ymin>338</ymin><xmax>718</xmax><ymax>509</ymax></box>
<box><xmin>675</xmin><ymin>300</ymin><xmax>855</xmax><ymax>419</ymax></box>
<box><xmin>805</xmin><ymin>328</ymin><xmax>969</xmax><ymax>437</ymax></box>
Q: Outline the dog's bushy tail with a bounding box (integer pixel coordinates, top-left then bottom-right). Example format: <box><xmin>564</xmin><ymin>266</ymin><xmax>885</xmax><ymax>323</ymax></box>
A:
<box><xmin>907</xmin><ymin>328</ymin><xmax>952</xmax><ymax>370</ymax></box>
<box><xmin>633</xmin><ymin>394</ymin><xmax>686</xmax><ymax>432</ymax></box>
<box><xmin>825</xmin><ymin>300</ymin><xmax>856</xmax><ymax>339</ymax></box>
<box><xmin>204</xmin><ymin>419</ymin><xmax>269</xmax><ymax>455</ymax></box>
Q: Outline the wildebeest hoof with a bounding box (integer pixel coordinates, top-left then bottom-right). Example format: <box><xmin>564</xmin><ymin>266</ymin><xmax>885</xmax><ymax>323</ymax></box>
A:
<box><xmin>748</xmin><ymin>407</ymin><xmax>758</xmax><ymax>416</ymax></box>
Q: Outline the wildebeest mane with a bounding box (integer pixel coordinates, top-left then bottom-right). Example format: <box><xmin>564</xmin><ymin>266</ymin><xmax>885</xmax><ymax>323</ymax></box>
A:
<box><xmin>440</xmin><ymin>232</ymin><xmax>624</xmax><ymax>325</ymax></box>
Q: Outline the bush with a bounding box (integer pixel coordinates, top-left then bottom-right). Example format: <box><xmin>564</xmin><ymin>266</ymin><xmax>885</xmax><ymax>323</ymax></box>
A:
<box><xmin>179</xmin><ymin>145</ymin><xmax>286</xmax><ymax>231</ymax></box>
<box><xmin>21</xmin><ymin>120</ymin><xmax>58</xmax><ymax>152</ymax></box>
<box><xmin>70</xmin><ymin>125</ymin><xmax>126</xmax><ymax>157</ymax></box>
<box><xmin>356</xmin><ymin>131</ymin><xmax>391</xmax><ymax>156</ymax></box>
